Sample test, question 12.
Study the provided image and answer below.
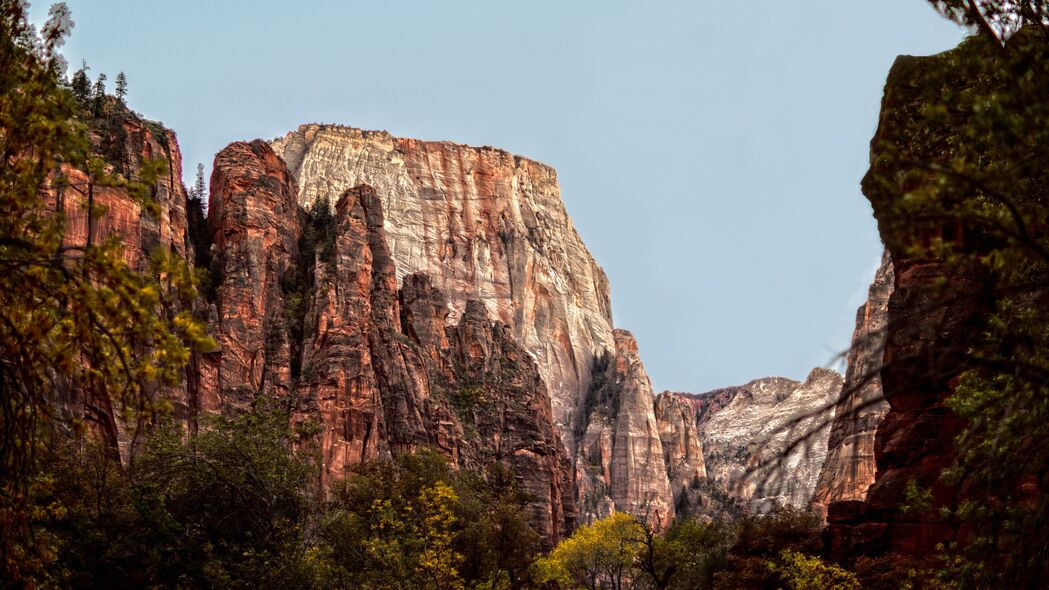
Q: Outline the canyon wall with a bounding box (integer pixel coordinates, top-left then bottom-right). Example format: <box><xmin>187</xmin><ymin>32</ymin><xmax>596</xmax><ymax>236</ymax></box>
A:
<box><xmin>49</xmin><ymin>108</ymin><xmax>196</xmax><ymax>458</ymax></box>
<box><xmin>811</xmin><ymin>252</ymin><xmax>893</xmax><ymax>518</ymax></box>
<box><xmin>196</xmin><ymin>142</ymin><xmax>576</xmax><ymax>544</ymax></box>
<box><xmin>271</xmin><ymin>125</ymin><xmax>614</xmax><ymax>433</ymax></box>
<box><xmin>829</xmin><ymin>36</ymin><xmax>1016</xmax><ymax>558</ymax></box>
<box><xmin>271</xmin><ymin>124</ymin><xmax>672</xmax><ymax>524</ymax></box>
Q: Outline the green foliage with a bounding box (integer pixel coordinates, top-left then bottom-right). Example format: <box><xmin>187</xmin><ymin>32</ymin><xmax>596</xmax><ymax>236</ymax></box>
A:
<box><xmin>768</xmin><ymin>549</ymin><xmax>860</xmax><ymax>590</ymax></box>
<box><xmin>712</xmin><ymin>507</ymin><xmax>823</xmax><ymax>590</ymax></box>
<box><xmin>0</xmin><ymin>2</ymin><xmax>211</xmax><ymax>584</ymax></box>
<box><xmin>865</xmin><ymin>8</ymin><xmax>1049</xmax><ymax>587</ymax></box>
<box><xmin>322</xmin><ymin>450</ymin><xmax>543</xmax><ymax>589</ymax></box>
<box><xmin>39</xmin><ymin>402</ymin><xmax>320</xmax><ymax>589</ymax></box>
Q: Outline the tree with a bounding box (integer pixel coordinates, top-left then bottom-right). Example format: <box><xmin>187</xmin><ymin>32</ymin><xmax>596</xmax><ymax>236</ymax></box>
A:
<box><xmin>70</xmin><ymin>59</ymin><xmax>89</xmax><ymax>102</ymax></box>
<box><xmin>859</xmin><ymin>3</ymin><xmax>1049</xmax><ymax>587</ymax></box>
<box><xmin>114</xmin><ymin>71</ymin><xmax>126</xmax><ymax>103</ymax></box>
<box><xmin>322</xmin><ymin>451</ymin><xmax>542</xmax><ymax>589</ymax></box>
<box><xmin>91</xmin><ymin>70</ymin><xmax>105</xmax><ymax>116</ymax></box>
<box><xmin>533</xmin><ymin>512</ymin><xmax>645</xmax><ymax>590</ymax></box>
<box><xmin>191</xmin><ymin>162</ymin><xmax>206</xmax><ymax>203</ymax></box>
<box><xmin>0</xmin><ymin>2</ymin><xmax>209</xmax><ymax>584</ymax></box>
<box><xmin>768</xmin><ymin>550</ymin><xmax>860</xmax><ymax>590</ymax></box>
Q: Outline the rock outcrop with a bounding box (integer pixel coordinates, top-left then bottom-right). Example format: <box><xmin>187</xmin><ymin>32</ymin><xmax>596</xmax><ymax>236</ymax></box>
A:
<box><xmin>271</xmin><ymin>125</ymin><xmax>614</xmax><ymax>435</ymax></box>
<box><xmin>654</xmin><ymin>392</ymin><xmax>707</xmax><ymax>512</ymax></box>
<box><xmin>203</xmin><ymin>140</ymin><xmax>300</xmax><ymax>411</ymax></box>
<box><xmin>681</xmin><ymin>370</ymin><xmax>843</xmax><ymax>513</ymax></box>
<box><xmin>196</xmin><ymin>140</ymin><xmax>575</xmax><ymax>544</ymax></box>
<box><xmin>574</xmin><ymin>331</ymin><xmax>674</xmax><ymax>526</ymax></box>
<box><xmin>811</xmin><ymin>252</ymin><xmax>893</xmax><ymax>518</ymax></box>
<box><xmin>829</xmin><ymin>36</ymin><xmax>1018</xmax><ymax>559</ymax></box>
<box><xmin>46</xmin><ymin>110</ymin><xmax>196</xmax><ymax>458</ymax></box>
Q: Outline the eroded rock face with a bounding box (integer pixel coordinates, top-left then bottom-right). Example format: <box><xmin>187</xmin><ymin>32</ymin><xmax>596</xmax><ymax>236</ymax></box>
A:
<box><xmin>812</xmin><ymin>252</ymin><xmax>894</xmax><ymax>518</ymax></box>
<box><xmin>654</xmin><ymin>392</ymin><xmax>707</xmax><ymax>512</ymax></box>
<box><xmin>697</xmin><ymin>369</ymin><xmax>843</xmax><ymax>513</ymax></box>
<box><xmin>271</xmin><ymin>125</ymin><xmax>615</xmax><ymax>436</ymax></box>
<box><xmin>575</xmin><ymin>330</ymin><xmax>674</xmax><ymax>527</ymax></box>
<box><xmin>204</xmin><ymin>140</ymin><xmax>301</xmax><ymax>411</ymax></box>
<box><xmin>198</xmin><ymin>139</ymin><xmax>575</xmax><ymax>544</ymax></box>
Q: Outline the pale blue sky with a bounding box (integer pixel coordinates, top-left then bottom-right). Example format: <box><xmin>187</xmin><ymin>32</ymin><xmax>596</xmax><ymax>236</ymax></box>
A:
<box><xmin>33</xmin><ymin>1</ymin><xmax>967</xmax><ymax>393</ymax></box>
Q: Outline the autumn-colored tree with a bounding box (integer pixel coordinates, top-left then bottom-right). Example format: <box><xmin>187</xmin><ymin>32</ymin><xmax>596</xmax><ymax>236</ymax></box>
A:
<box><xmin>533</xmin><ymin>512</ymin><xmax>645</xmax><ymax>590</ymax></box>
<box><xmin>768</xmin><ymin>550</ymin><xmax>860</xmax><ymax>590</ymax></box>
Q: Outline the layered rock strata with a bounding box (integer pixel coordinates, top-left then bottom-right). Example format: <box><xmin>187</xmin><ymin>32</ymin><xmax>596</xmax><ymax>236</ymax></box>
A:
<box><xmin>700</xmin><ymin>369</ymin><xmax>842</xmax><ymax>511</ymax></box>
<box><xmin>811</xmin><ymin>252</ymin><xmax>894</xmax><ymax>518</ymax></box>
<box><xmin>656</xmin><ymin>369</ymin><xmax>843</xmax><ymax>516</ymax></box>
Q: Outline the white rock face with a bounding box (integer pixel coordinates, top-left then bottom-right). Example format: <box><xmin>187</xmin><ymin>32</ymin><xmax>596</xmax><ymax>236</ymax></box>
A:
<box><xmin>271</xmin><ymin>124</ymin><xmax>616</xmax><ymax>441</ymax></box>
<box><xmin>700</xmin><ymin>369</ymin><xmax>843</xmax><ymax>511</ymax></box>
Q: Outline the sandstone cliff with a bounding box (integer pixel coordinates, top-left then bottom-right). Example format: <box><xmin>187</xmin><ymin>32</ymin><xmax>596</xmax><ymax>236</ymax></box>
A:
<box><xmin>48</xmin><ymin>109</ymin><xmax>196</xmax><ymax>458</ymax></box>
<box><xmin>653</xmin><ymin>392</ymin><xmax>706</xmax><ymax>513</ymax></box>
<box><xmin>271</xmin><ymin>124</ymin><xmax>670</xmax><ymax>526</ymax></box>
<box><xmin>198</xmin><ymin>143</ymin><xmax>575</xmax><ymax>544</ymax></box>
<box><xmin>271</xmin><ymin>125</ymin><xmax>614</xmax><ymax>433</ymax></box>
<box><xmin>658</xmin><ymin>369</ymin><xmax>843</xmax><ymax>515</ymax></box>
<box><xmin>828</xmin><ymin>37</ymin><xmax>1010</xmax><ymax>558</ymax></box>
<box><xmin>811</xmin><ymin>252</ymin><xmax>893</xmax><ymax>518</ymax></box>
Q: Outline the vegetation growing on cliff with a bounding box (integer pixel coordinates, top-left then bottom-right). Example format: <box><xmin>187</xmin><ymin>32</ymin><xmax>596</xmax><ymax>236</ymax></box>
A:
<box><xmin>859</xmin><ymin>3</ymin><xmax>1049</xmax><ymax>587</ymax></box>
<box><xmin>0</xmin><ymin>2</ymin><xmax>211</xmax><ymax>584</ymax></box>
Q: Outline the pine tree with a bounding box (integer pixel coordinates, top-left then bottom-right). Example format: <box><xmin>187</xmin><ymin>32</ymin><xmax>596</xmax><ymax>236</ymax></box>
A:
<box><xmin>114</xmin><ymin>71</ymin><xmax>126</xmax><ymax>103</ymax></box>
<box><xmin>91</xmin><ymin>72</ymin><xmax>106</xmax><ymax>117</ymax></box>
<box><xmin>192</xmin><ymin>162</ymin><xmax>207</xmax><ymax>203</ymax></box>
<box><xmin>70</xmin><ymin>59</ymin><xmax>89</xmax><ymax>103</ymax></box>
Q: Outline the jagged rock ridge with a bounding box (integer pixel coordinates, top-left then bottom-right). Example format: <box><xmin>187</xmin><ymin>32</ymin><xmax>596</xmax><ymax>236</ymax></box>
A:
<box><xmin>658</xmin><ymin>369</ymin><xmax>843</xmax><ymax>515</ymax></box>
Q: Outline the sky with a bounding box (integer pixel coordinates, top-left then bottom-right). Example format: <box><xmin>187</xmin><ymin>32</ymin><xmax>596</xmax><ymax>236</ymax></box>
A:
<box><xmin>31</xmin><ymin>1</ymin><xmax>968</xmax><ymax>393</ymax></box>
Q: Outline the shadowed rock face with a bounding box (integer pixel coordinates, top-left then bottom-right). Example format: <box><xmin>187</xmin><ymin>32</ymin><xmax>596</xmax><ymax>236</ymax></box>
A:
<box><xmin>829</xmin><ymin>38</ymin><xmax>1011</xmax><ymax>559</ymax></box>
<box><xmin>812</xmin><ymin>252</ymin><xmax>894</xmax><ymax>519</ymax></box>
<box><xmin>46</xmin><ymin>112</ymin><xmax>194</xmax><ymax>459</ymax></box>
<box><xmin>271</xmin><ymin>125</ymin><xmax>614</xmax><ymax>438</ymax></box>
<box><xmin>575</xmin><ymin>330</ymin><xmax>674</xmax><ymax>527</ymax></box>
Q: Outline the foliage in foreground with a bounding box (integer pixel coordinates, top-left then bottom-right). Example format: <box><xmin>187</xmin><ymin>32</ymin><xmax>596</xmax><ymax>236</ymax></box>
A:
<box><xmin>0</xmin><ymin>1</ymin><xmax>211</xmax><ymax>584</ymax></box>
<box><xmin>870</xmin><ymin>3</ymin><xmax>1049</xmax><ymax>588</ymax></box>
